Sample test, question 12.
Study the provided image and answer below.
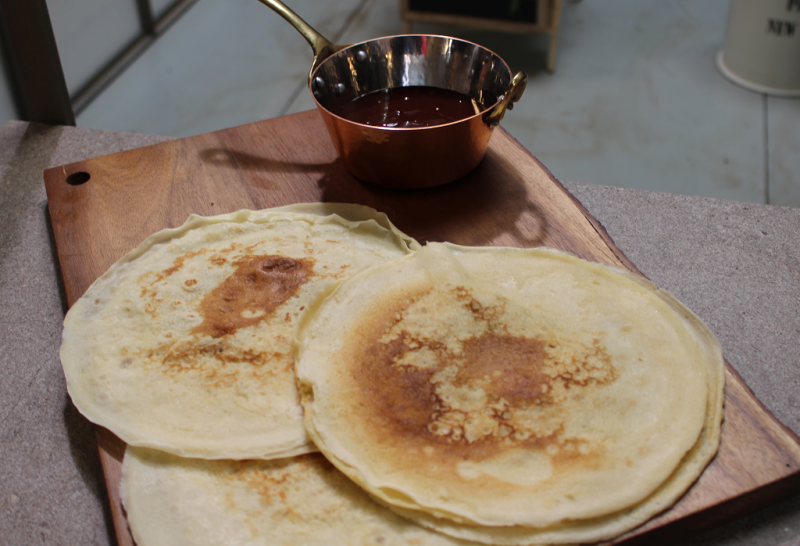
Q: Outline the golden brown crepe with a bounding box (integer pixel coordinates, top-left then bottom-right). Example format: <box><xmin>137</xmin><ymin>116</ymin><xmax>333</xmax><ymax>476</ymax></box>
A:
<box><xmin>121</xmin><ymin>447</ymin><xmax>481</xmax><ymax>546</ymax></box>
<box><xmin>60</xmin><ymin>204</ymin><xmax>419</xmax><ymax>460</ymax></box>
<box><xmin>295</xmin><ymin>242</ymin><xmax>724</xmax><ymax>542</ymax></box>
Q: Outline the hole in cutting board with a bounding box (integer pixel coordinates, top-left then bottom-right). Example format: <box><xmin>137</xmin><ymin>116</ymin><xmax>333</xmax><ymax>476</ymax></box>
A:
<box><xmin>66</xmin><ymin>171</ymin><xmax>91</xmax><ymax>185</ymax></box>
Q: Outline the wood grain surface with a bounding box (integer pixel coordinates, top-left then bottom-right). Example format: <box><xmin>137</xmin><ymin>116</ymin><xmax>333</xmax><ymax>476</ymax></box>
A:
<box><xmin>44</xmin><ymin>109</ymin><xmax>800</xmax><ymax>546</ymax></box>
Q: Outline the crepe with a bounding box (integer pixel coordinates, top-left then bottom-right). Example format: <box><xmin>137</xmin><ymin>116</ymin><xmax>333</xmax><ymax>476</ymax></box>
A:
<box><xmin>383</xmin><ymin>322</ymin><xmax>724</xmax><ymax>545</ymax></box>
<box><xmin>121</xmin><ymin>446</ymin><xmax>480</xmax><ymax>546</ymax></box>
<box><xmin>295</xmin><ymin>242</ymin><xmax>724</xmax><ymax>540</ymax></box>
<box><xmin>60</xmin><ymin>204</ymin><xmax>419</xmax><ymax>460</ymax></box>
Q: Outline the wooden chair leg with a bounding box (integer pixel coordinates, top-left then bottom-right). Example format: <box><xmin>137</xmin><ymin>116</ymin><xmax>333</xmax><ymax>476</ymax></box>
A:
<box><xmin>547</xmin><ymin>0</ymin><xmax>564</xmax><ymax>73</ymax></box>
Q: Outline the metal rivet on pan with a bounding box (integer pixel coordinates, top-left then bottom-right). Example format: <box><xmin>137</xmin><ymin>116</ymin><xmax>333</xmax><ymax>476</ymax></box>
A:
<box><xmin>355</xmin><ymin>50</ymin><xmax>368</xmax><ymax>62</ymax></box>
<box><xmin>313</xmin><ymin>76</ymin><xmax>325</xmax><ymax>89</ymax></box>
<box><xmin>335</xmin><ymin>83</ymin><xmax>346</xmax><ymax>95</ymax></box>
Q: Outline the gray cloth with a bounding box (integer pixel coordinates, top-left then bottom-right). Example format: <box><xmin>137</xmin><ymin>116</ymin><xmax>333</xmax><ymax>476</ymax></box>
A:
<box><xmin>1</xmin><ymin>121</ymin><xmax>798</xmax><ymax>545</ymax></box>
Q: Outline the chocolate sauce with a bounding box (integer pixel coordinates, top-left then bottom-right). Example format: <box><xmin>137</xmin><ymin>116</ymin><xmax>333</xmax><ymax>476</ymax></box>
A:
<box><xmin>334</xmin><ymin>86</ymin><xmax>479</xmax><ymax>128</ymax></box>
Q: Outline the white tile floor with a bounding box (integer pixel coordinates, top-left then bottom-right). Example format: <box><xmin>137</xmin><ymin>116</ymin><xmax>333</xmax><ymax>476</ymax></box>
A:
<box><xmin>76</xmin><ymin>0</ymin><xmax>800</xmax><ymax>207</ymax></box>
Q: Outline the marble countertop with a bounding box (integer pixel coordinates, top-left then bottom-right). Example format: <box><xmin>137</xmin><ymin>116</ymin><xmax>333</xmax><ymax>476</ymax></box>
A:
<box><xmin>1</xmin><ymin>120</ymin><xmax>798</xmax><ymax>546</ymax></box>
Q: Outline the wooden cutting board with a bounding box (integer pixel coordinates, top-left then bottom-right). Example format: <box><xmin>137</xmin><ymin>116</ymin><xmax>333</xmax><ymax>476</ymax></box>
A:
<box><xmin>44</xmin><ymin>109</ymin><xmax>800</xmax><ymax>546</ymax></box>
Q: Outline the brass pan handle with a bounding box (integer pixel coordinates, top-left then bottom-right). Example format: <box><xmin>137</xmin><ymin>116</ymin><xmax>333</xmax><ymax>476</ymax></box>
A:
<box><xmin>255</xmin><ymin>0</ymin><xmax>346</xmax><ymax>82</ymax></box>
<box><xmin>485</xmin><ymin>71</ymin><xmax>527</xmax><ymax>126</ymax></box>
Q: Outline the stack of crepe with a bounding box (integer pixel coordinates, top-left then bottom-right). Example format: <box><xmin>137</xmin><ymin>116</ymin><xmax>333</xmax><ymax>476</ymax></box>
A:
<box><xmin>60</xmin><ymin>204</ymin><xmax>724</xmax><ymax>546</ymax></box>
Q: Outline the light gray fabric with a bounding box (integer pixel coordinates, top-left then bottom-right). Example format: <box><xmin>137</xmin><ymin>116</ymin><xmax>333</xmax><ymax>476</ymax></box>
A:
<box><xmin>1</xmin><ymin>120</ymin><xmax>797</xmax><ymax>546</ymax></box>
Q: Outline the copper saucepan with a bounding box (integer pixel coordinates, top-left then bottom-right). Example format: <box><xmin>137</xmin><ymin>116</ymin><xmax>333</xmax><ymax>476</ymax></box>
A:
<box><xmin>257</xmin><ymin>0</ymin><xmax>527</xmax><ymax>189</ymax></box>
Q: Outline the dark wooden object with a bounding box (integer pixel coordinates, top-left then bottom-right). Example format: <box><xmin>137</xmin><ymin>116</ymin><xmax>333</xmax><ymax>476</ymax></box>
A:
<box><xmin>400</xmin><ymin>0</ymin><xmax>564</xmax><ymax>72</ymax></box>
<box><xmin>0</xmin><ymin>0</ymin><xmax>74</xmax><ymax>125</ymax></box>
<box><xmin>44</xmin><ymin>109</ymin><xmax>800</xmax><ymax>546</ymax></box>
